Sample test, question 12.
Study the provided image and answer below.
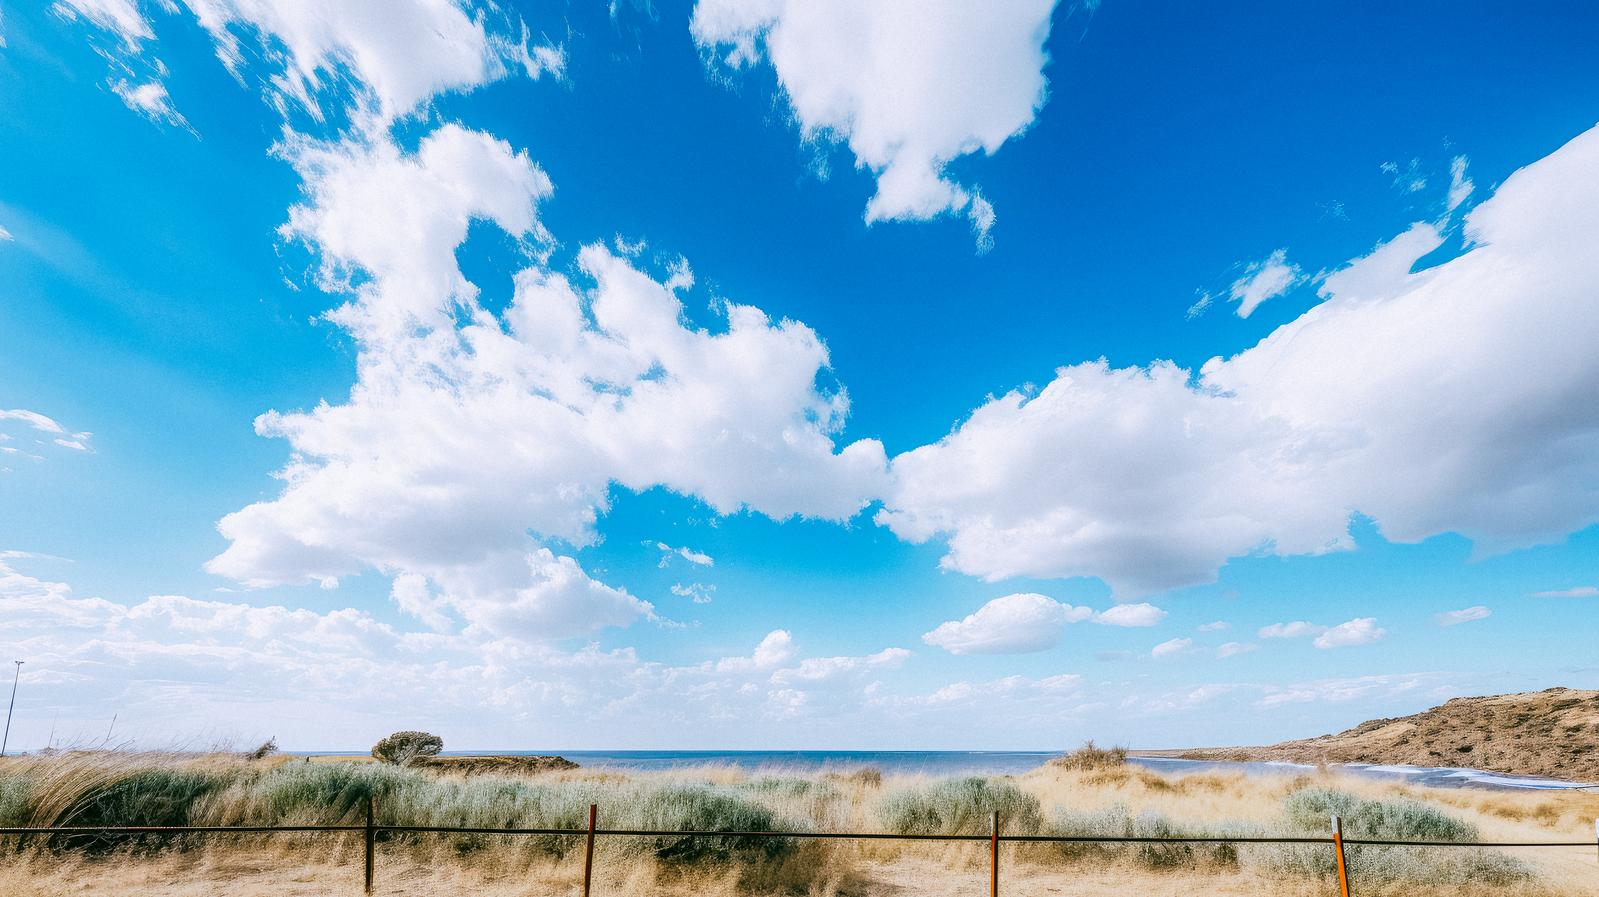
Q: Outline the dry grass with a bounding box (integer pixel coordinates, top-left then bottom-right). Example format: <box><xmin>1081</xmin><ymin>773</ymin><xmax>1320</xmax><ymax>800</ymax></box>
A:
<box><xmin>2</xmin><ymin>750</ymin><xmax>1597</xmax><ymax>896</ymax></box>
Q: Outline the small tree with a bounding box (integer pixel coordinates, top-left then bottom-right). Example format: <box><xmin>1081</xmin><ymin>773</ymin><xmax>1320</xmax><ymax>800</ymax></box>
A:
<box><xmin>247</xmin><ymin>737</ymin><xmax>278</xmax><ymax>760</ymax></box>
<box><xmin>372</xmin><ymin>730</ymin><xmax>443</xmax><ymax>765</ymax></box>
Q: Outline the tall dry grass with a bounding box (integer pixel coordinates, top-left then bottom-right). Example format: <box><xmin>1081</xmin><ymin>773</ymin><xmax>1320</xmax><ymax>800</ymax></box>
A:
<box><xmin>2</xmin><ymin>750</ymin><xmax>1596</xmax><ymax>896</ymax></box>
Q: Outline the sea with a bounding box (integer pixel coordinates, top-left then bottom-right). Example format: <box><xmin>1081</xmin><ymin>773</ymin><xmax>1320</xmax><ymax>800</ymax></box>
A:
<box><xmin>309</xmin><ymin>749</ymin><xmax>1596</xmax><ymax>792</ymax></box>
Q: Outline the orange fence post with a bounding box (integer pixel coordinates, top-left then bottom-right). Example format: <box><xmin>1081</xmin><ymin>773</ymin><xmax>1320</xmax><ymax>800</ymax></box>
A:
<box><xmin>990</xmin><ymin>810</ymin><xmax>1000</xmax><ymax>897</ymax></box>
<box><xmin>364</xmin><ymin>795</ymin><xmax>376</xmax><ymax>894</ymax></box>
<box><xmin>1331</xmin><ymin>814</ymin><xmax>1351</xmax><ymax>897</ymax></box>
<box><xmin>582</xmin><ymin>803</ymin><xmax>597</xmax><ymax>897</ymax></box>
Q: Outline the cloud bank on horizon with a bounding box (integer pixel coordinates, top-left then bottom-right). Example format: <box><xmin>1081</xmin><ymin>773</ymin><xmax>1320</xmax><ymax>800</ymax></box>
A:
<box><xmin>2</xmin><ymin>0</ymin><xmax>1597</xmax><ymax>747</ymax></box>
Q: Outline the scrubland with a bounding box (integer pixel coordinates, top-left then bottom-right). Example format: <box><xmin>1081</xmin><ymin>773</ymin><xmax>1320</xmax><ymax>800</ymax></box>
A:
<box><xmin>1</xmin><ymin>747</ymin><xmax>1596</xmax><ymax>896</ymax></box>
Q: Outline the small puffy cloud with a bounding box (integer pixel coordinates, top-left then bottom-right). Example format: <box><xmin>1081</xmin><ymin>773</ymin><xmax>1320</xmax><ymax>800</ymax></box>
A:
<box><xmin>716</xmin><ymin>630</ymin><xmax>798</xmax><ymax>673</ymax></box>
<box><xmin>690</xmin><ymin>0</ymin><xmax>1059</xmax><ymax>249</ymax></box>
<box><xmin>1092</xmin><ymin>603</ymin><xmax>1167</xmax><ymax>628</ymax></box>
<box><xmin>1312</xmin><ymin>617</ymin><xmax>1386</xmax><ymax>649</ymax></box>
<box><xmin>921</xmin><ymin>593</ymin><xmax>1092</xmax><ymax>655</ymax></box>
<box><xmin>1532</xmin><ymin>586</ymin><xmax>1597</xmax><ymax>598</ymax></box>
<box><xmin>1216</xmin><ymin>642</ymin><xmax>1257</xmax><ymax>659</ymax></box>
<box><xmin>1258</xmin><ymin>621</ymin><xmax>1327</xmax><ymax>639</ymax></box>
<box><xmin>1434</xmin><ymin>605</ymin><xmax>1490</xmax><ymax>627</ymax></box>
<box><xmin>1229</xmin><ymin>249</ymin><xmax>1302</xmax><ymax>318</ymax></box>
<box><xmin>1151</xmin><ymin>637</ymin><xmax>1193</xmax><ymax>659</ymax></box>
<box><xmin>1196</xmin><ymin>620</ymin><xmax>1229</xmax><ymax>632</ymax></box>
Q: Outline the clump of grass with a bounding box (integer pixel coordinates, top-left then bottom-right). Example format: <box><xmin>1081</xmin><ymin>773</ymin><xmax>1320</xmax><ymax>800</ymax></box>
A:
<box><xmin>1048</xmin><ymin>805</ymin><xmax>1255</xmax><ymax>869</ymax></box>
<box><xmin>1283</xmin><ymin>787</ymin><xmax>1477</xmax><ymax>841</ymax></box>
<box><xmin>0</xmin><ymin>772</ymin><xmax>31</xmax><ymax>826</ymax></box>
<box><xmin>1253</xmin><ymin>787</ymin><xmax>1533</xmax><ymax>887</ymax></box>
<box><xmin>1050</xmin><ymin>741</ymin><xmax>1128</xmax><ymax>772</ymax></box>
<box><xmin>876</xmin><ymin>777</ymin><xmax>1043</xmax><ymax>835</ymax></box>
<box><xmin>629</xmin><ymin>784</ymin><xmax>791</xmax><ymax>862</ymax></box>
<box><xmin>823</xmin><ymin>767</ymin><xmax>883</xmax><ymax>789</ymax></box>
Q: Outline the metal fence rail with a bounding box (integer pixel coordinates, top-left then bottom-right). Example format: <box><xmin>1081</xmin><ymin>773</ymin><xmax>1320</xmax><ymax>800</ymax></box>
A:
<box><xmin>4</xmin><ymin>805</ymin><xmax>1597</xmax><ymax>897</ymax></box>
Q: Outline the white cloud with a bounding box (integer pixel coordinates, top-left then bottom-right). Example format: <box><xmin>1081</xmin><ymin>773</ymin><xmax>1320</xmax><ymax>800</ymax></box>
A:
<box><xmin>183</xmin><ymin>0</ymin><xmax>563</xmax><ymax>124</ymax></box>
<box><xmin>1312</xmin><ymin>617</ymin><xmax>1385</xmax><ymax>649</ymax></box>
<box><xmin>1216</xmin><ymin>641</ymin><xmax>1257</xmax><ymax>659</ymax></box>
<box><xmin>1258</xmin><ymin>621</ymin><xmax>1327</xmax><ymax>639</ymax></box>
<box><xmin>111</xmin><ymin>79</ymin><xmax>193</xmax><ymax>131</ymax></box>
<box><xmin>1381</xmin><ymin>158</ymin><xmax>1427</xmax><ymax>194</ymax></box>
<box><xmin>1447</xmin><ymin>155</ymin><xmax>1474</xmax><ymax>212</ymax></box>
<box><xmin>0</xmin><ymin>554</ymin><xmax>931</xmax><ymax>748</ymax></box>
<box><xmin>690</xmin><ymin>0</ymin><xmax>1059</xmax><ymax>249</ymax></box>
<box><xmin>1531</xmin><ymin>586</ymin><xmax>1597</xmax><ymax>598</ymax></box>
<box><xmin>671</xmin><ymin>582</ymin><xmax>716</xmax><ymax>604</ymax></box>
<box><xmin>880</xmin><ymin>125</ymin><xmax>1599</xmax><ymax>598</ymax></box>
<box><xmin>208</xmin><ymin>123</ymin><xmax>886</xmax><ymax>640</ymax></box>
<box><xmin>654</xmin><ymin>542</ymin><xmax>714</xmax><ymax>568</ymax></box>
<box><xmin>1433</xmin><ymin>605</ymin><xmax>1490</xmax><ymax>627</ymax></box>
<box><xmin>1257</xmin><ymin>673</ymin><xmax>1430</xmax><ymax>708</ymax></box>
<box><xmin>53</xmin><ymin>0</ymin><xmax>153</xmax><ymax>50</ymax></box>
<box><xmin>1228</xmin><ymin>248</ymin><xmax>1301</xmax><ymax>318</ymax></box>
<box><xmin>1092</xmin><ymin>603</ymin><xmax>1167</xmax><ymax>627</ymax></box>
<box><xmin>1150</xmin><ymin>637</ymin><xmax>1193</xmax><ymax>659</ymax></box>
<box><xmin>921</xmin><ymin>592</ymin><xmax>1092</xmax><ymax>655</ymax></box>
<box><xmin>62</xmin><ymin>0</ymin><xmax>563</xmax><ymax>129</ymax></box>
<box><xmin>1196</xmin><ymin>620</ymin><xmax>1229</xmax><ymax>632</ymax></box>
<box><xmin>0</xmin><ymin>409</ymin><xmax>93</xmax><ymax>466</ymax></box>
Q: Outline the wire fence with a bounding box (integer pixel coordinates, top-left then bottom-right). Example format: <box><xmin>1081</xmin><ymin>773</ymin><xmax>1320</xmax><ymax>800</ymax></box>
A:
<box><xmin>4</xmin><ymin>803</ymin><xmax>1597</xmax><ymax>896</ymax></box>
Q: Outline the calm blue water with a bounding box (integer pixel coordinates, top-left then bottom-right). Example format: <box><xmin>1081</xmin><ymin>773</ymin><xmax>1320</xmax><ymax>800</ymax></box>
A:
<box><xmin>300</xmin><ymin>749</ymin><xmax>1596</xmax><ymax>791</ymax></box>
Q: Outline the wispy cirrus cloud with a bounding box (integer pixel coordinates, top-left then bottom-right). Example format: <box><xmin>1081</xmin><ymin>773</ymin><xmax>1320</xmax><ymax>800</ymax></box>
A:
<box><xmin>1532</xmin><ymin>586</ymin><xmax>1597</xmax><ymax>599</ymax></box>
<box><xmin>1434</xmin><ymin>605</ymin><xmax>1490</xmax><ymax>626</ymax></box>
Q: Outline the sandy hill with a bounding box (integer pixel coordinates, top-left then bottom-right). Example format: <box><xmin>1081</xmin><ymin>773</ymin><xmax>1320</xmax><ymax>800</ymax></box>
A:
<box><xmin>1177</xmin><ymin>687</ymin><xmax>1599</xmax><ymax>781</ymax></box>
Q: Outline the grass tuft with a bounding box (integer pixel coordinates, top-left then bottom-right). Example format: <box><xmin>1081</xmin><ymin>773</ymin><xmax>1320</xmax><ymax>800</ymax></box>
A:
<box><xmin>876</xmin><ymin>776</ymin><xmax>1043</xmax><ymax>835</ymax></box>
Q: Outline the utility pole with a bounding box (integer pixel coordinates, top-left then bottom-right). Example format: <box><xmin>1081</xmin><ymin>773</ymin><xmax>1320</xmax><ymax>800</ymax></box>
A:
<box><xmin>1</xmin><ymin>660</ymin><xmax>21</xmax><ymax>757</ymax></box>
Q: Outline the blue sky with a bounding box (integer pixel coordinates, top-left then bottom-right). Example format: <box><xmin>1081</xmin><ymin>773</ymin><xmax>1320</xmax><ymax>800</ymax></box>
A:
<box><xmin>1</xmin><ymin>0</ymin><xmax>1597</xmax><ymax>751</ymax></box>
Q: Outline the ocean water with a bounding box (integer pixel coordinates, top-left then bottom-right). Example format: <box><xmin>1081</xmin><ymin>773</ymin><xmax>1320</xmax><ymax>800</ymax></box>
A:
<box><xmin>376</xmin><ymin>750</ymin><xmax>1594</xmax><ymax>791</ymax></box>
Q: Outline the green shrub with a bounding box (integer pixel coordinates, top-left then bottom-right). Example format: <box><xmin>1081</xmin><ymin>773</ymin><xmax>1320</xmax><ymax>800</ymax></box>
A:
<box><xmin>1049</xmin><ymin>805</ymin><xmax>1254</xmax><ymax>868</ymax></box>
<box><xmin>1282</xmin><ymin>787</ymin><xmax>1476</xmax><ymax>841</ymax></box>
<box><xmin>0</xmin><ymin>773</ymin><xmax>31</xmax><ymax>826</ymax></box>
<box><xmin>628</xmin><ymin>784</ymin><xmax>791</xmax><ymax>862</ymax></box>
<box><xmin>1255</xmin><ymin>788</ymin><xmax>1533</xmax><ymax>886</ymax></box>
<box><xmin>876</xmin><ymin>777</ymin><xmax>1043</xmax><ymax>835</ymax></box>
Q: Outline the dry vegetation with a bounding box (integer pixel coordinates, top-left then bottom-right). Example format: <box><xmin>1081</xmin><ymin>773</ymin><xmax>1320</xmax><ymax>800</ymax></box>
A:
<box><xmin>2</xmin><ymin>746</ymin><xmax>1597</xmax><ymax>896</ymax></box>
<box><xmin>1178</xmin><ymin>688</ymin><xmax>1599</xmax><ymax>781</ymax></box>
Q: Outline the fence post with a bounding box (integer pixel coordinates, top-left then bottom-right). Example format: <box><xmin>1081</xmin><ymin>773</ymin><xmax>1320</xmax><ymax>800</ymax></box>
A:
<box><xmin>364</xmin><ymin>794</ymin><xmax>376</xmax><ymax>895</ymax></box>
<box><xmin>990</xmin><ymin>810</ymin><xmax>1000</xmax><ymax>897</ymax></box>
<box><xmin>1331</xmin><ymin>814</ymin><xmax>1351</xmax><ymax>897</ymax></box>
<box><xmin>583</xmin><ymin>803</ymin><xmax>597</xmax><ymax>897</ymax></box>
